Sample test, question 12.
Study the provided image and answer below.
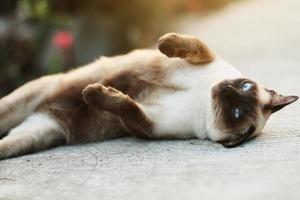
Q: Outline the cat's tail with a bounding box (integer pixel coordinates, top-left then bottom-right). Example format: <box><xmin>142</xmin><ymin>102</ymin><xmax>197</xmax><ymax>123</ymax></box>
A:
<box><xmin>0</xmin><ymin>74</ymin><xmax>62</xmax><ymax>136</ymax></box>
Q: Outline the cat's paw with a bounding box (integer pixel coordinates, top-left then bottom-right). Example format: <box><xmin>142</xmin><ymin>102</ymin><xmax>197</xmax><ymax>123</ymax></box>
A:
<box><xmin>82</xmin><ymin>83</ymin><xmax>110</xmax><ymax>105</ymax></box>
<box><xmin>158</xmin><ymin>33</ymin><xmax>214</xmax><ymax>64</ymax></box>
<box><xmin>82</xmin><ymin>83</ymin><xmax>129</xmax><ymax>109</ymax></box>
<box><xmin>158</xmin><ymin>33</ymin><xmax>183</xmax><ymax>58</ymax></box>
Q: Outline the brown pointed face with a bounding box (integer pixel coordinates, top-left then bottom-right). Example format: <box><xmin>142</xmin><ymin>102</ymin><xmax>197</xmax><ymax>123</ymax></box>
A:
<box><xmin>211</xmin><ymin>78</ymin><xmax>298</xmax><ymax>148</ymax></box>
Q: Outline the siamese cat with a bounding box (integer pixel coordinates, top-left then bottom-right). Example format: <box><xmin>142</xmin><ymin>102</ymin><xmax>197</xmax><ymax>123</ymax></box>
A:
<box><xmin>0</xmin><ymin>33</ymin><xmax>298</xmax><ymax>160</ymax></box>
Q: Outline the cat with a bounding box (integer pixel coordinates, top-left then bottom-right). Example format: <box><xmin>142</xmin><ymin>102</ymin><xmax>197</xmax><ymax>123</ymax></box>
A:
<box><xmin>0</xmin><ymin>33</ymin><xmax>298</xmax><ymax>160</ymax></box>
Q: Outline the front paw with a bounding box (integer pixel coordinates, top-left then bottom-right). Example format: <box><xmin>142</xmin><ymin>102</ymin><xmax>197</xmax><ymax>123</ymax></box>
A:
<box><xmin>82</xmin><ymin>83</ymin><xmax>128</xmax><ymax>108</ymax></box>
<box><xmin>82</xmin><ymin>83</ymin><xmax>105</xmax><ymax>105</ymax></box>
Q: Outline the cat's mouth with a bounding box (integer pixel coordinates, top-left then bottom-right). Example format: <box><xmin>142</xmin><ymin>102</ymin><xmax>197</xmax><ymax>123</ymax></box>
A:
<box><xmin>218</xmin><ymin>125</ymin><xmax>256</xmax><ymax>148</ymax></box>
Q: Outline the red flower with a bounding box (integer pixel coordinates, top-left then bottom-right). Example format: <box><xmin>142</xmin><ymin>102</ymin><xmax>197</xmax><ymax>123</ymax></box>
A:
<box><xmin>53</xmin><ymin>31</ymin><xmax>74</xmax><ymax>49</ymax></box>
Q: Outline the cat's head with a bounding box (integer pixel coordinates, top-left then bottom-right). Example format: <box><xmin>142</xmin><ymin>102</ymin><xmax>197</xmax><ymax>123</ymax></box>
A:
<box><xmin>210</xmin><ymin>78</ymin><xmax>298</xmax><ymax>147</ymax></box>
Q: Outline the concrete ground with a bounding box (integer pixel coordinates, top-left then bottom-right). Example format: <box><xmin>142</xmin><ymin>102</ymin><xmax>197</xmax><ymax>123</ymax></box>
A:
<box><xmin>1</xmin><ymin>0</ymin><xmax>300</xmax><ymax>199</ymax></box>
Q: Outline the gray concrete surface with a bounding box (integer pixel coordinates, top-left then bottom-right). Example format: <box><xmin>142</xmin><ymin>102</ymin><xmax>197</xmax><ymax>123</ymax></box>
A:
<box><xmin>1</xmin><ymin>0</ymin><xmax>300</xmax><ymax>199</ymax></box>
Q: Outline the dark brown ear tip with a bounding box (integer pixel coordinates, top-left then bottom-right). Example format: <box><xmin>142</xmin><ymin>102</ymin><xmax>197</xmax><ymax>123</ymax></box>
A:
<box><xmin>270</xmin><ymin>95</ymin><xmax>299</xmax><ymax>113</ymax></box>
<box><xmin>288</xmin><ymin>95</ymin><xmax>299</xmax><ymax>104</ymax></box>
<box><xmin>292</xmin><ymin>96</ymin><xmax>299</xmax><ymax>101</ymax></box>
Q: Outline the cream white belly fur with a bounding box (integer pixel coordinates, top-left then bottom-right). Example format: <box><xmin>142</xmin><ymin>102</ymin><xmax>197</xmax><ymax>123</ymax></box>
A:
<box><xmin>143</xmin><ymin>56</ymin><xmax>242</xmax><ymax>139</ymax></box>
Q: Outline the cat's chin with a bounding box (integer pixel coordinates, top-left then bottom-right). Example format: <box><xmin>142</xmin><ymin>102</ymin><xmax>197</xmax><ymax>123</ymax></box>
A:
<box><xmin>217</xmin><ymin>125</ymin><xmax>256</xmax><ymax>148</ymax></box>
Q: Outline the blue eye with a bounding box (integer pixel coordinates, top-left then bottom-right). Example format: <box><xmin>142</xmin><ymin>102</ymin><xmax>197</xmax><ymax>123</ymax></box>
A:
<box><xmin>234</xmin><ymin>108</ymin><xmax>241</xmax><ymax>119</ymax></box>
<box><xmin>242</xmin><ymin>82</ymin><xmax>252</xmax><ymax>91</ymax></box>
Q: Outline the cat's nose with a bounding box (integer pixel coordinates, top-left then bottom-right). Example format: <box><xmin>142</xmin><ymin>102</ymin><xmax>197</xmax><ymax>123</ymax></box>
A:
<box><xmin>222</xmin><ymin>83</ymin><xmax>236</xmax><ymax>91</ymax></box>
<box><xmin>222</xmin><ymin>83</ymin><xmax>240</xmax><ymax>95</ymax></box>
<box><xmin>223</xmin><ymin>83</ymin><xmax>232</xmax><ymax>89</ymax></box>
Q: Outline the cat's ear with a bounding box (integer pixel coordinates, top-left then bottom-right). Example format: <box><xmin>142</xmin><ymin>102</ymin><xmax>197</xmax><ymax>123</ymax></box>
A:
<box><xmin>268</xmin><ymin>93</ymin><xmax>298</xmax><ymax>113</ymax></box>
<box><xmin>158</xmin><ymin>33</ymin><xmax>215</xmax><ymax>64</ymax></box>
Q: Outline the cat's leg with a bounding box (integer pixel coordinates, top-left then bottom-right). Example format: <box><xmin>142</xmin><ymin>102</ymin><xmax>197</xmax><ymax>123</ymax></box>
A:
<box><xmin>0</xmin><ymin>75</ymin><xmax>62</xmax><ymax>136</ymax></box>
<box><xmin>158</xmin><ymin>33</ymin><xmax>215</xmax><ymax>64</ymax></box>
<box><xmin>82</xmin><ymin>83</ymin><xmax>154</xmax><ymax>138</ymax></box>
<box><xmin>0</xmin><ymin>113</ymin><xmax>66</xmax><ymax>160</ymax></box>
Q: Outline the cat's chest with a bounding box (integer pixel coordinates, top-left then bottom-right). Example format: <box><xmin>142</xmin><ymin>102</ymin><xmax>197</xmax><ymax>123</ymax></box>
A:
<box><xmin>141</xmin><ymin>88</ymin><xmax>206</xmax><ymax>138</ymax></box>
<box><xmin>140</xmin><ymin>58</ymin><xmax>242</xmax><ymax>138</ymax></box>
<box><xmin>140</xmin><ymin>71</ymin><xmax>211</xmax><ymax>138</ymax></box>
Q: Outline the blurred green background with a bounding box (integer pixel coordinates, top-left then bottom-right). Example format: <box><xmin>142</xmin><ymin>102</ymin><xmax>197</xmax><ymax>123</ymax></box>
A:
<box><xmin>0</xmin><ymin>0</ymin><xmax>242</xmax><ymax>96</ymax></box>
